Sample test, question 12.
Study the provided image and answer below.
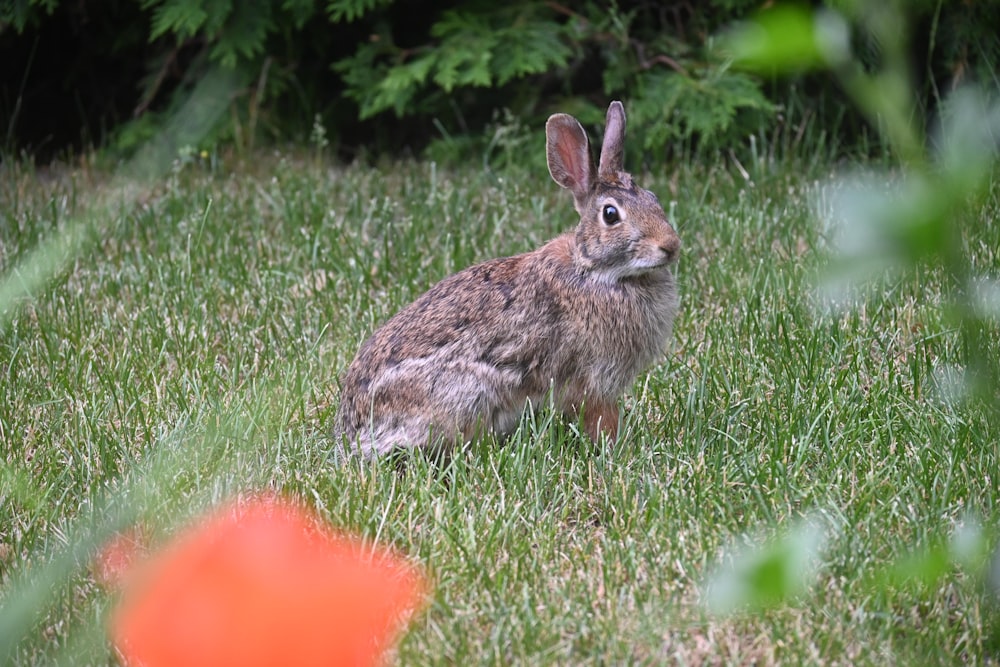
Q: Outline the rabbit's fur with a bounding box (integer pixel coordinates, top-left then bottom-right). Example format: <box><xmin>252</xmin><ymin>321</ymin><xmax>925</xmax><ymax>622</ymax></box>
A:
<box><xmin>334</xmin><ymin>101</ymin><xmax>680</xmax><ymax>457</ymax></box>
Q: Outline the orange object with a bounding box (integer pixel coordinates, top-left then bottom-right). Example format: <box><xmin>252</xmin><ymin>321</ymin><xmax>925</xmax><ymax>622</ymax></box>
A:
<box><xmin>112</xmin><ymin>497</ymin><xmax>426</xmax><ymax>667</ymax></box>
<box><xmin>93</xmin><ymin>526</ymin><xmax>148</xmax><ymax>589</ymax></box>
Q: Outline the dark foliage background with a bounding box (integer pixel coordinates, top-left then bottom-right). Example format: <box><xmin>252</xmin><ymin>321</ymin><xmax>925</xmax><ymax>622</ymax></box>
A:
<box><xmin>1</xmin><ymin>0</ymin><xmax>998</xmax><ymax>164</ymax></box>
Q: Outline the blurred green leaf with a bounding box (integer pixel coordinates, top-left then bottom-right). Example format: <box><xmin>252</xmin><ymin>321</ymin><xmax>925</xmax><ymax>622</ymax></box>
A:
<box><xmin>951</xmin><ymin>519</ymin><xmax>990</xmax><ymax>570</ymax></box>
<box><xmin>819</xmin><ymin>174</ymin><xmax>950</xmax><ymax>279</ymax></box>
<box><xmin>972</xmin><ymin>279</ymin><xmax>1000</xmax><ymax>322</ymax></box>
<box><xmin>722</xmin><ymin>4</ymin><xmax>850</xmax><ymax>73</ymax></box>
<box><xmin>706</xmin><ymin>517</ymin><xmax>830</xmax><ymax>615</ymax></box>
<box><xmin>887</xmin><ymin>520</ymin><xmax>989</xmax><ymax>590</ymax></box>
<box><xmin>889</xmin><ymin>543</ymin><xmax>954</xmax><ymax>589</ymax></box>
<box><xmin>935</xmin><ymin>87</ymin><xmax>1000</xmax><ymax>194</ymax></box>
<box><xmin>0</xmin><ymin>463</ymin><xmax>48</xmax><ymax>514</ymax></box>
<box><xmin>818</xmin><ymin>86</ymin><xmax>1000</xmax><ymax>307</ymax></box>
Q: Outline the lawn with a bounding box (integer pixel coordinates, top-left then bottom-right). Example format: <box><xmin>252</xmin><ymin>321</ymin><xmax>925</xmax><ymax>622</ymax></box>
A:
<box><xmin>1</xmin><ymin>146</ymin><xmax>998</xmax><ymax>664</ymax></box>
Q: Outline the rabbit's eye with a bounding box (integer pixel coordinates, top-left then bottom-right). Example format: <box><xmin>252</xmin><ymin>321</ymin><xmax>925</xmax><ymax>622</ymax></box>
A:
<box><xmin>602</xmin><ymin>204</ymin><xmax>621</xmax><ymax>225</ymax></box>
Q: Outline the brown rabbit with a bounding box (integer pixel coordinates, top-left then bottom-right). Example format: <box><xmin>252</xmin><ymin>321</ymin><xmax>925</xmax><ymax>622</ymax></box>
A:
<box><xmin>334</xmin><ymin>101</ymin><xmax>680</xmax><ymax>457</ymax></box>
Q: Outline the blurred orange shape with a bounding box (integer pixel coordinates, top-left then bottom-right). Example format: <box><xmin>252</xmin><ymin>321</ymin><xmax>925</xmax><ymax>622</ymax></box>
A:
<box><xmin>93</xmin><ymin>526</ymin><xmax>147</xmax><ymax>589</ymax></box>
<box><xmin>112</xmin><ymin>497</ymin><xmax>426</xmax><ymax>667</ymax></box>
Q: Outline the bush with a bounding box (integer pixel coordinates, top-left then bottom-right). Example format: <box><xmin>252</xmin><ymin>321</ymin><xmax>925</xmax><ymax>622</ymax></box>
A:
<box><xmin>1</xmin><ymin>0</ymin><xmax>998</xmax><ymax>163</ymax></box>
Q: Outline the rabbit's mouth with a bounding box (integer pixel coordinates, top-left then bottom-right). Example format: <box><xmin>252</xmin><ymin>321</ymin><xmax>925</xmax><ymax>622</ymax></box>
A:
<box><xmin>588</xmin><ymin>256</ymin><xmax>673</xmax><ymax>284</ymax></box>
<box><xmin>631</xmin><ymin>257</ymin><xmax>674</xmax><ymax>275</ymax></box>
<box><xmin>635</xmin><ymin>242</ymin><xmax>679</xmax><ymax>270</ymax></box>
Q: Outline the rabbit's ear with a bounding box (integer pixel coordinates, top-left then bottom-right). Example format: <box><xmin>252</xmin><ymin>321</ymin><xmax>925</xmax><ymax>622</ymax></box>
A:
<box><xmin>598</xmin><ymin>101</ymin><xmax>626</xmax><ymax>177</ymax></box>
<box><xmin>546</xmin><ymin>114</ymin><xmax>594</xmax><ymax>206</ymax></box>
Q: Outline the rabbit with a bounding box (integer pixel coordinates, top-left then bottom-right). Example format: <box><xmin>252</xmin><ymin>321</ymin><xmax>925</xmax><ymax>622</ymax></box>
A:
<box><xmin>333</xmin><ymin>100</ymin><xmax>680</xmax><ymax>458</ymax></box>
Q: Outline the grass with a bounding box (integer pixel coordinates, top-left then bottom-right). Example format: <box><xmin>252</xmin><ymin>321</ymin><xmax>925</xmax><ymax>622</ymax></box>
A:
<box><xmin>1</xmin><ymin>146</ymin><xmax>998</xmax><ymax>665</ymax></box>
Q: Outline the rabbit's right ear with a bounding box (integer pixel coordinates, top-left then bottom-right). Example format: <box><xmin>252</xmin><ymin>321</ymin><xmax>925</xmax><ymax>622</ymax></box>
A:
<box><xmin>546</xmin><ymin>114</ymin><xmax>594</xmax><ymax>210</ymax></box>
<box><xmin>598</xmin><ymin>101</ymin><xmax>626</xmax><ymax>177</ymax></box>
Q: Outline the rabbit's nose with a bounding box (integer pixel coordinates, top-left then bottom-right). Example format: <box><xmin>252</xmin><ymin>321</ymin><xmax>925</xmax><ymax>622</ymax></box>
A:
<box><xmin>660</xmin><ymin>228</ymin><xmax>681</xmax><ymax>263</ymax></box>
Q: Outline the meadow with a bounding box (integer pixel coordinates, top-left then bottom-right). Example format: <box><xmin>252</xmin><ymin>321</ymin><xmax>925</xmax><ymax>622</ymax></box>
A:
<box><xmin>1</xmin><ymin>141</ymin><xmax>998</xmax><ymax>664</ymax></box>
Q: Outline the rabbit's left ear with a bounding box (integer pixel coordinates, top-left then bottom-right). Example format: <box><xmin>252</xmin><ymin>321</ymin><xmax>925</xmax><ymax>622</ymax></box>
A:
<box><xmin>546</xmin><ymin>113</ymin><xmax>594</xmax><ymax>210</ymax></box>
<box><xmin>598</xmin><ymin>101</ymin><xmax>626</xmax><ymax>177</ymax></box>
